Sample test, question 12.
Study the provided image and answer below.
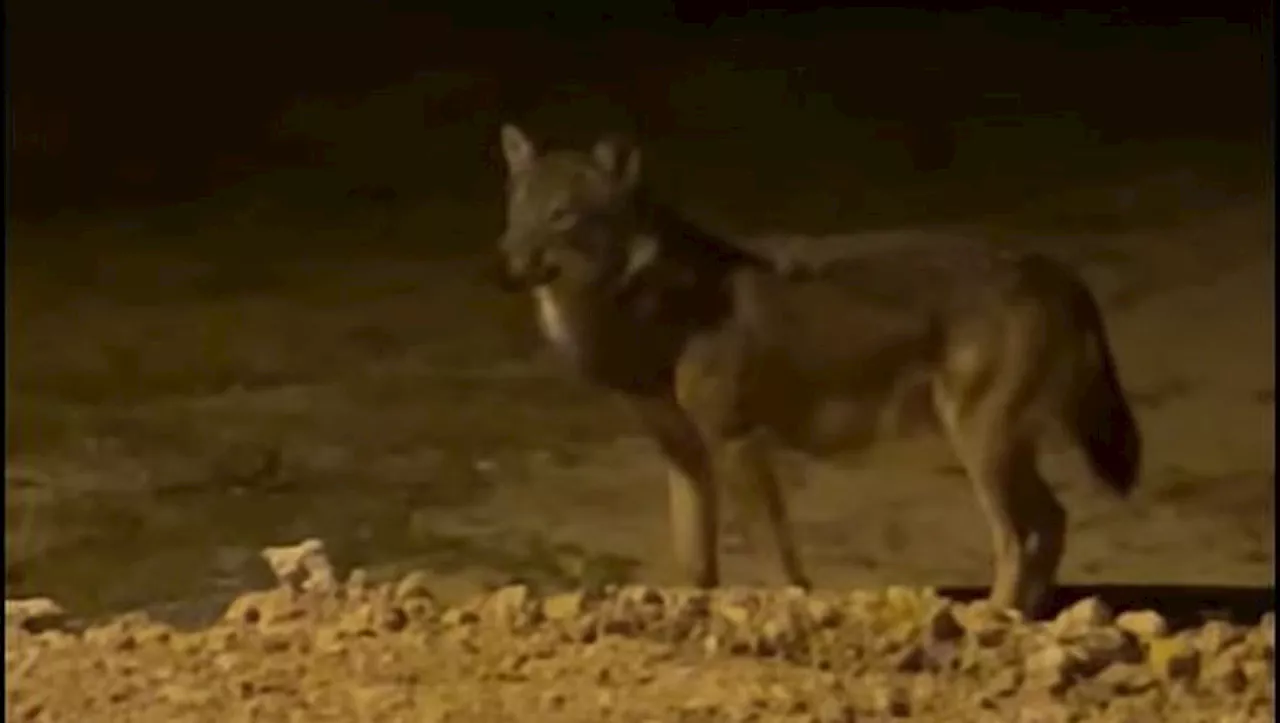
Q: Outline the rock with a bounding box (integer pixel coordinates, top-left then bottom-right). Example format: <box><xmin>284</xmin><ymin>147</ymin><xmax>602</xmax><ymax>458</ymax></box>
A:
<box><xmin>1024</xmin><ymin>643</ymin><xmax>1079</xmax><ymax>694</ymax></box>
<box><xmin>484</xmin><ymin>584</ymin><xmax>541</xmax><ymax>629</ymax></box>
<box><xmin>1071</xmin><ymin>628</ymin><xmax>1143</xmax><ymax>674</ymax></box>
<box><xmin>1094</xmin><ymin>662</ymin><xmax>1159</xmax><ymax>695</ymax></box>
<box><xmin>618</xmin><ymin>585</ymin><xmax>665</xmax><ymax>608</ymax></box>
<box><xmin>804</xmin><ymin>598</ymin><xmax>843</xmax><ymax>629</ymax></box>
<box><xmin>392</xmin><ymin>572</ymin><xmax>436</xmax><ymax>604</ymax></box>
<box><xmin>440</xmin><ymin>607</ymin><xmax>479</xmax><ymax>627</ymax></box>
<box><xmin>958</xmin><ymin>600</ymin><xmax>1018</xmax><ymax>648</ymax></box>
<box><xmin>1115</xmin><ymin>610</ymin><xmax>1169</xmax><ymax>640</ymax></box>
<box><xmin>1193</xmin><ymin>620</ymin><xmax>1246</xmax><ymax>656</ymax></box>
<box><xmin>5</xmin><ymin>597</ymin><xmax>68</xmax><ymax>634</ymax></box>
<box><xmin>716</xmin><ymin>602</ymin><xmax>754</xmax><ymax>628</ymax></box>
<box><xmin>923</xmin><ymin>603</ymin><xmax>965</xmax><ymax>643</ymax></box>
<box><xmin>346</xmin><ymin>567</ymin><xmax>372</xmax><ymax>595</ymax></box>
<box><xmin>809</xmin><ymin>699</ymin><xmax>857</xmax><ymax>723</ymax></box>
<box><xmin>1146</xmin><ymin>637</ymin><xmax>1201</xmax><ymax>682</ymax></box>
<box><xmin>980</xmin><ymin>667</ymin><xmax>1023</xmax><ymax>702</ymax></box>
<box><xmin>889</xmin><ymin>642</ymin><xmax>929</xmax><ymax>673</ymax></box>
<box><xmin>883</xmin><ymin>586</ymin><xmax>937</xmax><ymax>618</ymax></box>
<box><xmin>1202</xmin><ymin>654</ymin><xmax>1248</xmax><ymax>694</ymax></box>
<box><xmin>668</xmin><ymin>589</ymin><xmax>712</xmax><ymax>620</ymax></box>
<box><xmin>869</xmin><ymin>682</ymin><xmax>912</xmax><ymax>717</ymax></box>
<box><xmin>543</xmin><ymin>591</ymin><xmax>590</xmax><ymax>622</ymax></box>
<box><xmin>1049</xmin><ymin>596</ymin><xmax>1113</xmax><ymax>638</ymax></box>
<box><xmin>259</xmin><ymin>538</ymin><xmax>336</xmax><ymax>594</ymax></box>
<box><xmin>222</xmin><ymin>588</ymin><xmax>307</xmax><ymax>626</ymax></box>
<box><xmin>757</xmin><ymin>617</ymin><xmax>801</xmax><ymax>658</ymax></box>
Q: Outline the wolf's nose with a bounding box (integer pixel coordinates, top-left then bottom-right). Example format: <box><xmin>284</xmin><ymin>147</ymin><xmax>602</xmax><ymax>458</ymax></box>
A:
<box><xmin>508</xmin><ymin>247</ymin><xmax>560</xmax><ymax>287</ymax></box>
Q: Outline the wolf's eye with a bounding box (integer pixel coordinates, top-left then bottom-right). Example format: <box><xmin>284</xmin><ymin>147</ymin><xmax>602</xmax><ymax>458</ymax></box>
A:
<box><xmin>547</xmin><ymin>207</ymin><xmax>579</xmax><ymax>230</ymax></box>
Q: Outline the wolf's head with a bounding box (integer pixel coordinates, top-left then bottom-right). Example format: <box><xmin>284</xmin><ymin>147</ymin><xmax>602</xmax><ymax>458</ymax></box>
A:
<box><xmin>495</xmin><ymin>125</ymin><xmax>660</xmax><ymax>296</ymax></box>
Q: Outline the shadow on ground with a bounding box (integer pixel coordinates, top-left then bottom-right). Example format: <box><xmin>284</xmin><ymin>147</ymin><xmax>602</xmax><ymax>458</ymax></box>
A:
<box><xmin>940</xmin><ymin>584</ymin><xmax>1276</xmax><ymax>629</ymax></box>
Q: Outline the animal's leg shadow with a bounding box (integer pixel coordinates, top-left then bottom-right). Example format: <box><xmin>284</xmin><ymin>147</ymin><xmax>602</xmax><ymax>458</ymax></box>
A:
<box><xmin>718</xmin><ymin>431</ymin><xmax>812</xmax><ymax>589</ymax></box>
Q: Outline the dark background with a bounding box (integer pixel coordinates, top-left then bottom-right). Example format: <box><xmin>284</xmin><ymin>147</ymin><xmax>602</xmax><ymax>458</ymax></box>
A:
<box><xmin>6</xmin><ymin>3</ymin><xmax>1273</xmax><ymax>242</ymax></box>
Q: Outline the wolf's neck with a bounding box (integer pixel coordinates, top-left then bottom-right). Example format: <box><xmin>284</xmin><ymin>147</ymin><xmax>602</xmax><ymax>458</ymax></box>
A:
<box><xmin>636</xmin><ymin>195</ymin><xmax>769</xmax><ymax>275</ymax></box>
<box><xmin>610</xmin><ymin>198</ymin><xmax>767</xmax><ymax>340</ymax></box>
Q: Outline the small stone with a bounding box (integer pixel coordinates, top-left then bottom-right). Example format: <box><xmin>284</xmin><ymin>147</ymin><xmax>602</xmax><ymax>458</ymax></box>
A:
<box><xmin>346</xmin><ymin>567</ymin><xmax>371</xmax><ymax>593</ymax></box>
<box><xmin>223</xmin><ymin>588</ymin><xmax>304</xmax><ymax>626</ymax></box>
<box><xmin>1241</xmin><ymin>658</ymin><xmax>1271</xmax><ymax>684</ymax></box>
<box><xmin>564</xmin><ymin>612</ymin><xmax>601</xmax><ymax>643</ymax></box>
<box><xmin>972</xmin><ymin>625</ymin><xmax>1009</xmax><ymax>649</ymax></box>
<box><xmin>1194</xmin><ymin>620</ymin><xmax>1246</xmax><ymax>655</ymax></box>
<box><xmin>810</xmin><ymin>699</ymin><xmax>857</xmax><ymax>723</ymax></box>
<box><xmin>870</xmin><ymin>683</ymin><xmax>911</xmax><ymax>717</ymax></box>
<box><xmin>393</xmin><ymin>571</ymin><xmax>435</xmax><ymax>602</ymax></box>
<box><xmin>539</xmin><ymin>690</ymin><xmax>567</xmax><ymax>711</ymax></box>
<box><xmin>382</xmin><ymin>606</ymin><xmax>410</xmax><ymax>632</ymax></box>
<box><xmin>337</xmin><ymin>602</ymin><xmax>381</xmax><ymax>637</ymax></box>
<box><xmin>959</xmin><ymin>601</ymin><xmax>1017</xmax><ymax>647</ymax></box>
<box><xmin>1024</xmin><ymin>644</ymin><xmax>1078</xmax><ymax>694</ymax></box>
<box><xmin>717</xmin><ymin>603</ymin><xmax>753</xmax><ymax>627</ymax></box>
<box><xmin>440</xmin><ymin>607</ymin><xmax>479</xmax><ymax>627</ymax></box>
<box><xmin>1094</xmin><ymin>662</ymin><xmax>1159</xmax><ymax>695</ymax></box>
<box><xmin>758</xmin><ymin>618</ymin><xmax>797</xmax><ymax>657</ymax></box>
<box><xmin>981</xmin><ymin>667</ymin><xmax>1023</xmax><ymax>702</ymax></box>
<box><xmin>1203</xmin><ymin>655</ymin><xmax>1248</xmax><ymax>694</ymax></box>
<box><xmin>618</xmin><ymin>585</ymin><xmax>665</xmax><ymax>608</ymax></box>
<box><xmin>599</xmin><ymin>609</ymin><xmax>639</xmax><ymax>637</ymax></box>
<box><xmin>890</xmin><ymin>643</ymin><xmax>929</xmax><ymax>672</ymax></box>
<box><xmin>485</xmin><ymin>584</ymin><xmax>540</xmax><ymax>629</ymax></box>
<box><xmin>884</xmin><ymin>586</ymin><xmax>933</xmax><ymax>616</ymax></box>
<box><xmin>1072</xmin><ymin>628</ymin><xmax>1143</xmax><ymax>674</ymax></box>
<box><xmin>702</xmin><ymin>633</ymin><xmax>725</xmax><ymax>656</ymax></box>
<box><xmin>5</xmin><ymin>597</ymin><xmax>68</xmax><ymax>634</ymax></box>
<box><xmin>1050</xmin><ymin>596</ymin><xmax>1113</xmax><ymax>638</ymax></box>
<box><xmin>805</xmin><ymin>598</ymin><xmax>843</xmax><ymax>629</ymax></box>
<box><xmin>1115</xmin><ymin>610</ymin><xmax>1169</xmax><ymax>640</ymax></box>
<box><xmin>543</xmin><ymin>592</ymin><xmax>590</xmax><ymax>622</ymax></box>
<box><xmin>260</xmin><ymin>538</ymin><xmax>336</xmax><ymax>593</ymax></box>
<box><xmin>1146</xmin><ymin>637</ymin><xmax>1200</xmax><ymax>681</ymax></box>
<box><xmin>923</xmin><ymin>603</ymin><xmax>965</xmax><ymax>643</ymax></box>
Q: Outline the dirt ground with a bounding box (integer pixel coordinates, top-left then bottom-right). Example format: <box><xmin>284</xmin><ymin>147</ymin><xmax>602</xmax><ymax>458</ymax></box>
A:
<box><xmin>4</xmin><ymin>182</ymin><xmax>1274</xmax><ymax>720</ymax></box>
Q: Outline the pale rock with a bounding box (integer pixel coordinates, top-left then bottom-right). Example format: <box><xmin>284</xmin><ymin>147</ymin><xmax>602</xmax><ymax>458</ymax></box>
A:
<box><xmin>259</xmin><ymin>538</ymin><xmax>337</xmax><ymax>593</ymax></box>
<box><xmin>1115</xmin><ymin>609</ymin><xmax>1169</xmax><ymax>640</ymax></box>
<box><xmin>5</xmin><ymin>597</ymin><xmax>68</xmax><ymax>634</ymax></box>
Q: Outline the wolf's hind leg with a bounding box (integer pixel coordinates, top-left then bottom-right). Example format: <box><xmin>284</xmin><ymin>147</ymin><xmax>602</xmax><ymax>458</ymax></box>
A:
<box><xmin>933</xmin><ymin>381</ymin><xmax>1066</xmax><ymax>618</ymax></box>
<box><xmin>718</xmin><ymin>431</ymin><xmax>812</xmax><ymax>589</ymax></box>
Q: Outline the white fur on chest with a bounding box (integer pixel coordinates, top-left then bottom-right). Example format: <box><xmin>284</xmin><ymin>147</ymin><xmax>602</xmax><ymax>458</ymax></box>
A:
<box><xmin>533</xmin><ymin>287</ymin><xmax>576</xmax><ymax>354</ymax></box>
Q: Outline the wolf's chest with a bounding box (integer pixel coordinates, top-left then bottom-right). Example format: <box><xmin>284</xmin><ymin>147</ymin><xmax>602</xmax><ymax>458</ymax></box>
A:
<box><xmin>533</xmin><ymin>287</ymin><xmax>577</xmax><ymax>355</ymax></box>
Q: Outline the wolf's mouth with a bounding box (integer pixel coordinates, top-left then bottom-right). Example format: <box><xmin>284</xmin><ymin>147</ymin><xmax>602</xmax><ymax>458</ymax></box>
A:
<box><xmin>488</xmin><ymin>255</ymin><xmax>561</xmax><ymax>292</ymax></box>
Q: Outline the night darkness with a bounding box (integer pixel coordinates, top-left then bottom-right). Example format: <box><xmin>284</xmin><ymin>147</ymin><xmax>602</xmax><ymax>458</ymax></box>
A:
<box><xmin>4</xmin><ymin>3</ymin><xmax>1278</xmax><ymax>718</ymax></box>
<box><xmin>7</xmin><ymin>3</ymin><xmax>1272</xmax><ymax>226</ymax></box>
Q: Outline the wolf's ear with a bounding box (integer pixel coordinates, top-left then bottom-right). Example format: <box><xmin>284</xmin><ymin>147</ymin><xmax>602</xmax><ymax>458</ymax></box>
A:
<box><xmin>592</xmin><ymin>133</ymin><xmax>641</xmax><ymax>191</ymax></box>
<box><xmin>500</xmin><ymin>124</ymin><xmax>537</xmax><ymax>176</ymax></box>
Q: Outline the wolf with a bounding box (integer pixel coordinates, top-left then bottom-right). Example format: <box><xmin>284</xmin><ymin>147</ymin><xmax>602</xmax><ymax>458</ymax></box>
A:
<box><xmin>493</xmin><ymin>124</ymin><xmax>1141</xmax><ymax>618</ymax></box>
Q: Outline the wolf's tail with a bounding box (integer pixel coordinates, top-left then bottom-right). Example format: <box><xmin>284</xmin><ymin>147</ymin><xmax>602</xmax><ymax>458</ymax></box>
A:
<box><xmin>1071</xmin><ymin>297</ymin><xmax>1142</xmax><ymax>498</ymax></box>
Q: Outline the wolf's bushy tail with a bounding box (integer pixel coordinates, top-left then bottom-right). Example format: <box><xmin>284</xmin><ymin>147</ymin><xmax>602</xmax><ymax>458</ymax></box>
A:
<box><xmin>1072</xmin><ymin>301</ymin><xmax>1142</xmax><ymax>498</ymax></box>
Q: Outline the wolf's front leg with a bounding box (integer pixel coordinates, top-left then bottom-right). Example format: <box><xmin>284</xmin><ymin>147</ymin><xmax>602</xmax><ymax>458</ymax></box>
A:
<box><xmin>632</xmin><ymin>395</ymin><xmax>721</xmax><ymax>588</ymax></box>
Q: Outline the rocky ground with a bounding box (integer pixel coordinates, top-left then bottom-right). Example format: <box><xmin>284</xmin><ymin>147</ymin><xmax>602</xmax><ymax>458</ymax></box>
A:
<box><xmin>6</xmin><ymin>541</ymin><xmax>1274</xmax><ymax>723</ymax></box>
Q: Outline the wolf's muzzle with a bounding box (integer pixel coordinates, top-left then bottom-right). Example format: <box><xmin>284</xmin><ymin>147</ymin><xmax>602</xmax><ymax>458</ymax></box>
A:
<box><xmin>489</xmin><ymin>249</ymin><xmax>560</xmax><ymax>291</ymax></box>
